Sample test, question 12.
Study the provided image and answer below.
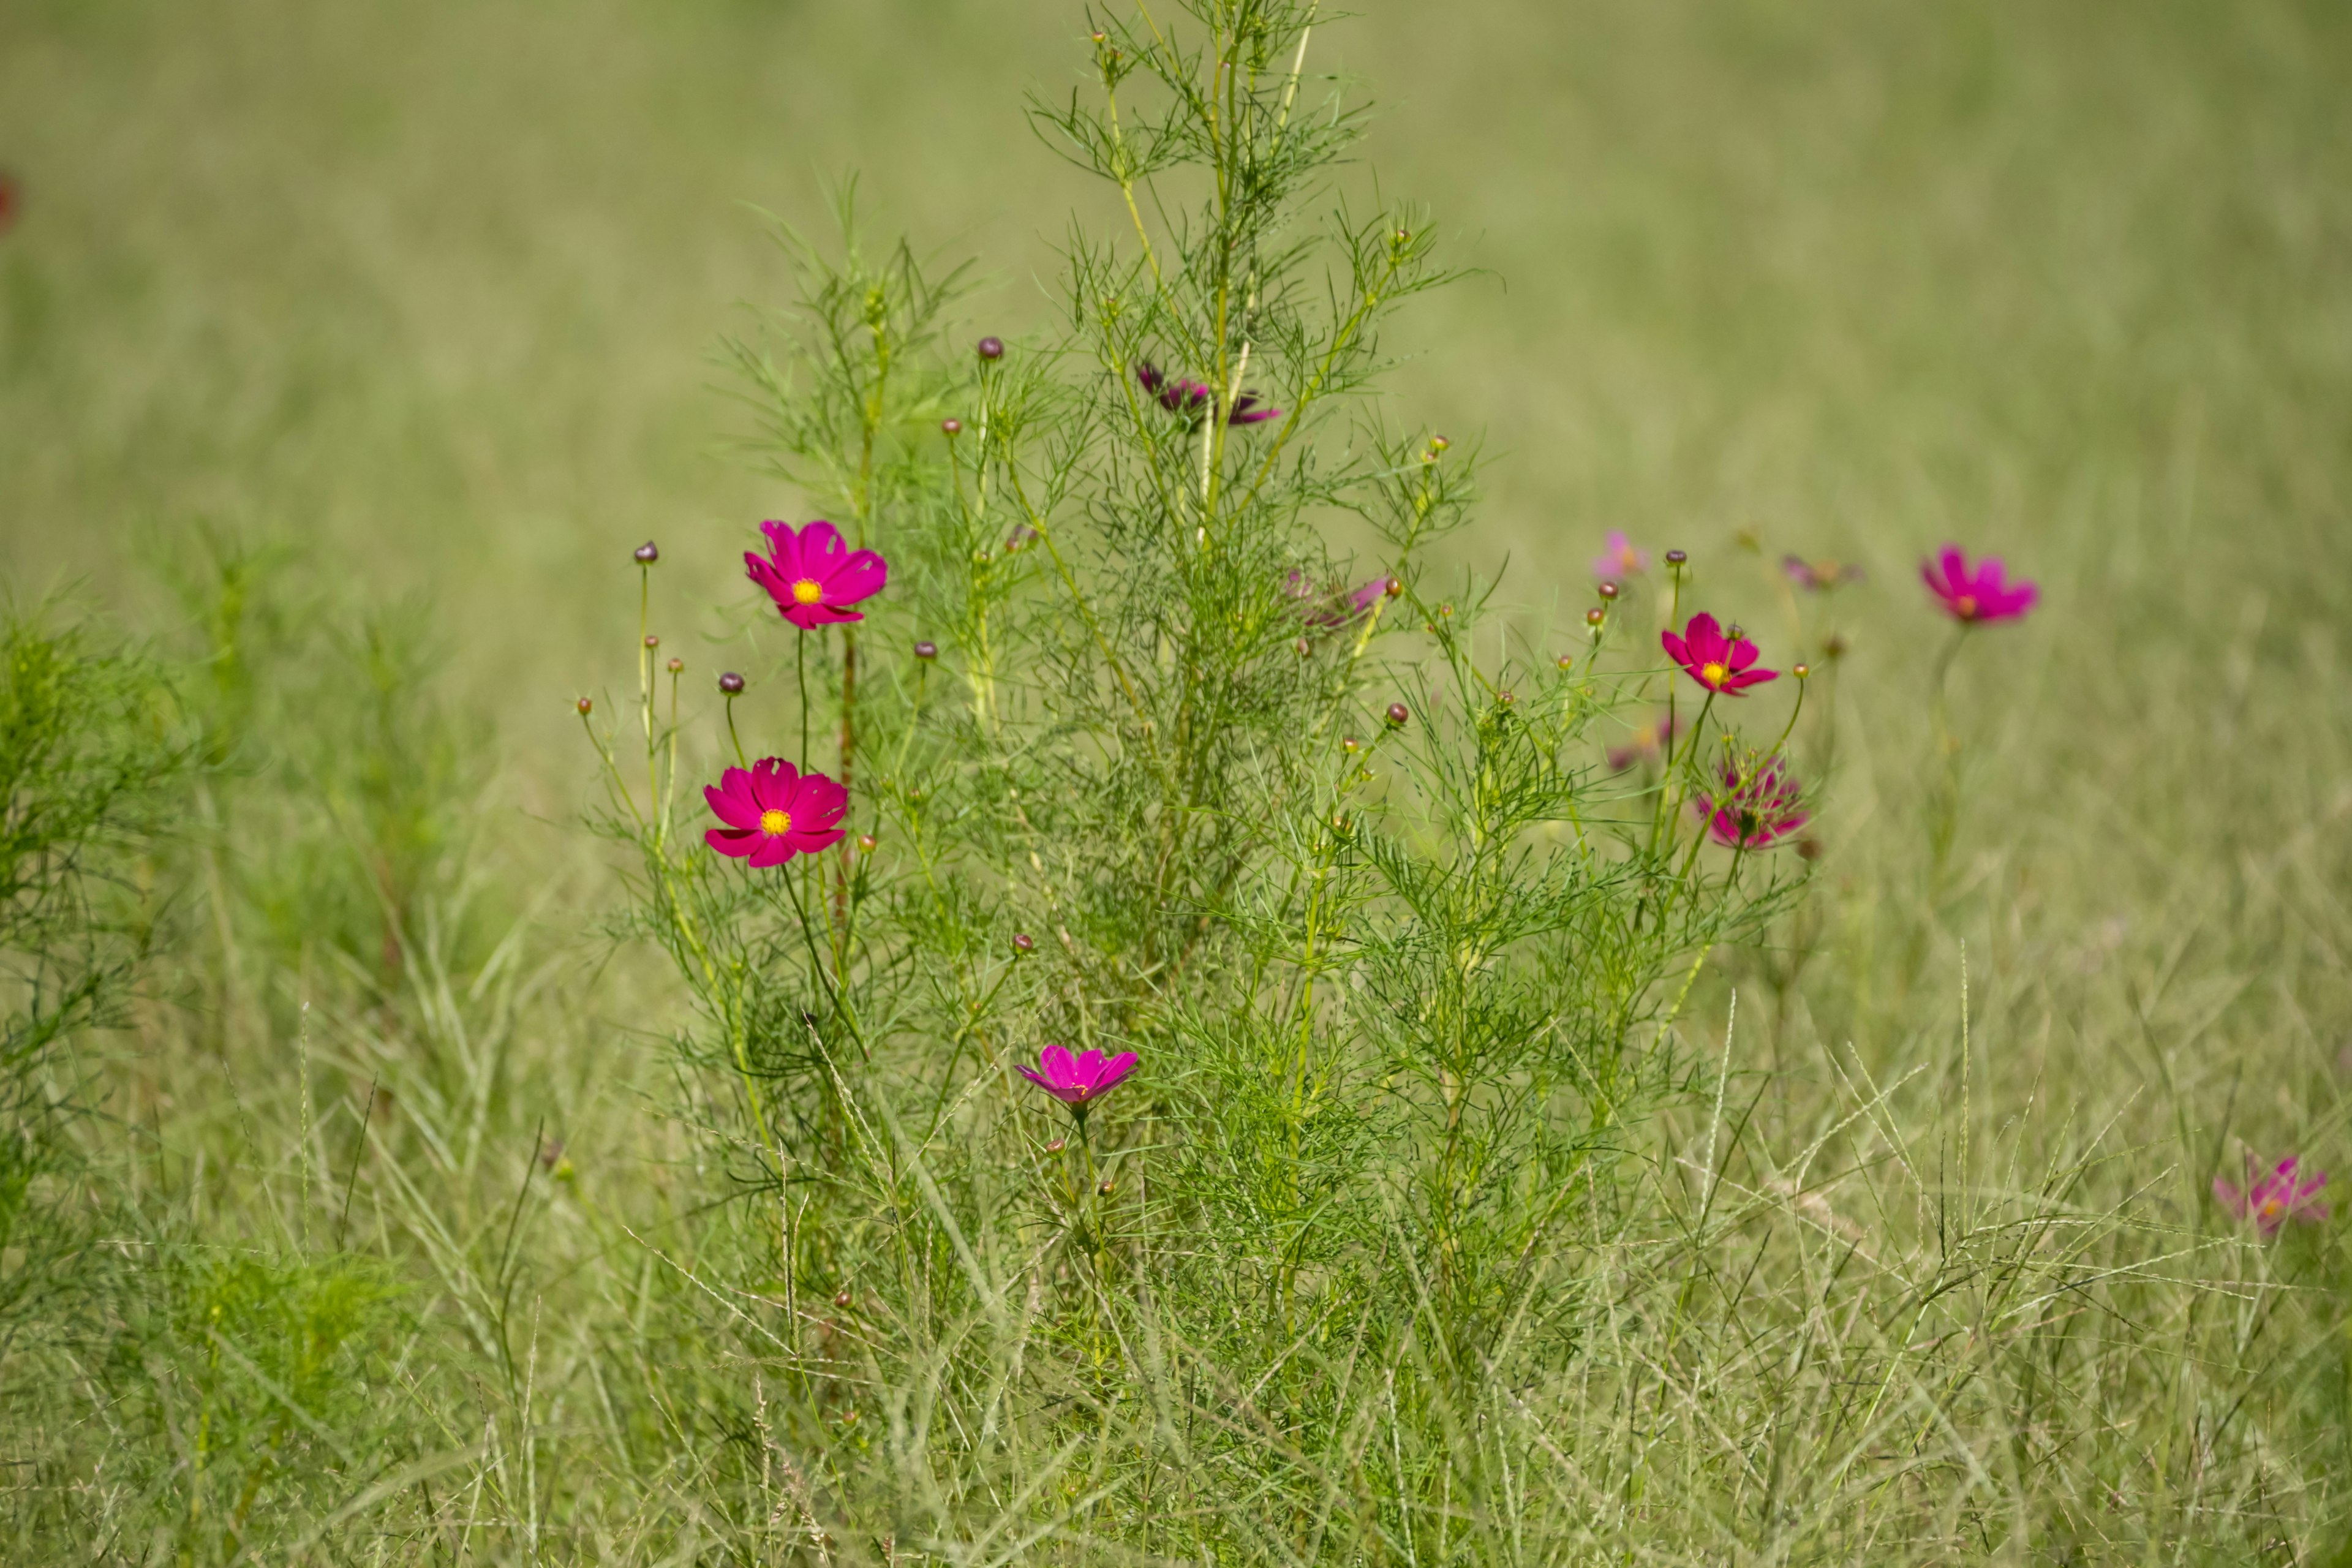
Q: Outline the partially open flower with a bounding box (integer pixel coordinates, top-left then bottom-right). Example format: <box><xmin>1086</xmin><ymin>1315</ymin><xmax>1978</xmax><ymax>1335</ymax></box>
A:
<box><xmin>2214</xmin><ymin>1155</ymin><xmax>2329</xmax><ymax>1238</ymax></box>
<box><xmin>1018</xmin><ymin>1044</ymin><xmax>1139</xmax><ymax>1109</ymax></box>
<box><xmin>747</xmin><ymin>520</ymin><xmax>888</xmax><ymax>630</ymax></box>
<box><xmin>1921</xmin><ymin>545</ymin><xmax>2037</xmax><ymax>624</ymax></box>
<box><xmin>704</xmin><ymin>759</ymin><xmax>850</xmax><ymax>867</ymax></box>
<box><xmin>1662</xmin><ymin>613</ymin><xmax>1778</xmax><ymax>696</ymax></box>
<box><xmin>1136</xmin><ymin>363</ymin><xmax>1281</xmax><ymax>427</ymax></box>
<box><xmin>1692</xmin><ymin>755</ymin><xmax>1809</xmax><ymax>849</ymax></box>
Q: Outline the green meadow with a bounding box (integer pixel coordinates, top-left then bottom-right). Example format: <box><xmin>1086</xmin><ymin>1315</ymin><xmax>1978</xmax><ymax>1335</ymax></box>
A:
<box><xmin>4</xmin><ymin>0</ymin><xmax>2351</xmax><ymax>1560</ymax></box>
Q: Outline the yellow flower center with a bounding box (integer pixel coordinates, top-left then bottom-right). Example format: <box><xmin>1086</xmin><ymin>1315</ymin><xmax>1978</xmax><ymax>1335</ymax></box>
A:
<box><xmin>1072</xmin><ymin>1084</ymin><xmax>1090</xmax><ymax>1099</ymax></box>
<box><xmin>791</xmin><ymin>578</ymin><xmax>824</xmax><ymax>605</ymax></box>
<box><xmin>759</xmin><ymin>809</ymin><xmax>792</xmax><ymax>836</ymax></box>
<box><xmin>1954</xmin><ymin>594</ymin><xmax>1977</xmax><ymax>619</ymax></box>
<box><xmin>2262</xmin><ymin>1199</ymin><xmax>2282</xmax><ymax>1216</ymax></box>
<box><xmin>1700</xmin><ymin>661</ymin><xmax>1728</xmax><ymax>687</ymax></box>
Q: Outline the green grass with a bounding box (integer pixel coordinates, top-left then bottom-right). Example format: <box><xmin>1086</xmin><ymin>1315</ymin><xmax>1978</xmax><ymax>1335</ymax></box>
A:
<box><xmin>5</xmin><ymin>0</ymin><xmax>2352</xmax><ymax>1561</ymax></box>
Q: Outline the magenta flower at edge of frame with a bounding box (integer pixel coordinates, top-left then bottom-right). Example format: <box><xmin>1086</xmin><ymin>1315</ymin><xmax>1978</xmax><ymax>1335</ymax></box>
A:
<box><xmin>746</xmin><ymin>519</ymin><xmax>889</xmax><ymax>630</ymax></box>
<box><xmin>2214</xmin><ymin>1154</ymin><xmax>2329</xmax><ymax>1238</ymax></box>
<box><xmin>1136</xmin><ymin>363</ymin><xmax>1282</xmax><ymax>426</ymax></box>
<box><xmin>1662</xmin><ymin>612</ymin><xmax>1779</xmax><ymax>696</ymax></box>
<box><xmin>704</xmin><ymin>758</ymin><xmax>850</xmax><ymax>867</ymax></box>
<box><xmin>1593</xmin><ymin>530</ymin><xmax>1648</xmax><ymax>579</ymax></box>
<box><xmin>1019</xmin><ymin>1043</ymin><xmax>1139</xmax><ymax>1108</ymax></box>
<box><xmin>1920</xmin><ymin>544</ymin><xmax>2038</xmax><ymax>625</ymax></box>
<box><xmin>1692</xmin><ymin>755</ymin><xmax>1809</xmax><ymax>850</ymax></box>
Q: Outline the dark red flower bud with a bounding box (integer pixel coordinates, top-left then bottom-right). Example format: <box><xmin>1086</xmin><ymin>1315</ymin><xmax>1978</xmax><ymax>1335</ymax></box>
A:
<box><xmin>1013</xmin><ymin>932</ymin><xmax>1036</xmax><ymax>954</ymax></box>
<box><xmin>914</xmin><ymin>640</ymin><xmax>938</xmax><ymax>661</ymax></box>
<box><xmin>857</xmin><ymin>832</ymin><xmax>876</xmax><ymax>853</ymax></box>
<box><xmin>1341</xmin><ymin>736</ymin><xmax>1360</xmax><ymax>753</ymax></box>
<box><xmin>1586</xmin><ymin>608</ymin><xmax>1605</xmax><ymax>627</ymax></box>
<box><xmin>644</xmin><ymin>634</ymin><xmax>659</xmax><ymax>649</ymax></box>
<box><xmin>1439</xmin><ymin>603</ymin><xmax>1455</xmax><ymax>619</ymax></box>
<box><xmin>941</xmin><ymin>417</ymin><xmax>963</xmax><ymax>435</ymax></box>
<box><xmin>1430</xmin><ymin>434</ymin><xmax>1450</xmax><ymax>452</ymax></box>
<box><xmin>977</xmin><ymin>336</ymin><xmax>1005</xmax><ymax>361</ymax></box>
<box><xmin>1384</xmin><ymin>576</ymin><xmax>1404</xmax><ymax>597</ymax></box>
<box><xmin>633</xmin><ymin>541</ymin><xmax>659</xmax><ymax>565</ymax></box>
<box><xmin>1386</xmin><ymin>702</ymin><xmax>1410</xmax><ymax>727</ymax></box>
<box><xmin>1294</xmin><ymin>636</ymin><xmax>1311</xmax><ymax>657</ymax></box>
<box><xmin>718</xmin><ymin>671</ymin><xmax>745</xmax><ymax>695</ymax></box>
<box><xmin>1664</xmin><ymin>549</ymin><xmax>1687</xmax><ymax>567</ymax></box>
<box><xmin>1047</xmin><ymin>1137</ymin><xmax>1066</xmax><ymax>1153</ymax></box>
<box><xmin>1498</xmin><ymin>690</ymin><xmax>1515</xmax><ymax>706</ymax></box>
<box><xmin>1792</xmin><ymin>663</ymin><xmax>1810</xmax><ymax>679</ymax></box>
<box><xmin>834</xmin><ymin>1289</ymin><xmax>853</xmax><ymax>1308</ymax></box>
<box><xmin>666</xmin><ymin>656</ymin><xmax>684</xmax><ymax>673</ymax></box>
<box><xmin>1097</xmin><ymin>1179</ymin><xmax>1114</xmax><ymax>1196</ymax></box>
<box><xmin>576</xmin><ymin>696</ymin><xmax>592</xmax><ymax>715</ymax></box>
<box><xmin>1556</xmin><ymin>653</ymin><xmax>1574</xmax><ymax>669</ymax></box>
<box><xmin>1598</xmin><ymin>581</ymin><xmax>1620</xmax><ymax>601</ymax></box>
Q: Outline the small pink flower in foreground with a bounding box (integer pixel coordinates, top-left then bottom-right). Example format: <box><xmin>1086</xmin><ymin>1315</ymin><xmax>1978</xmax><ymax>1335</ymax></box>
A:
<box><xmin>1606</xmin><ymin>712</ymin><xmax>1676</xmax><ymax>772</ymax></box>
<box><xmin>1018</xmin><ymin>1044</ymin><xmax>1138</xmax><ymax>1109</ymax></box>
<box><xmin>746</xmin><ymin>519</ymin><xmax>888</xmax><ymax>630</ymax></box>
<box><xmin>1920</xmin><ymin>545</ymin><xmax>2037</xmax><ymax>625</ymax></box>
<box><xmin>704</xmin><ymin>759</ymin><xmax>849</xmax><ymax>867</ymax></box>
<box><xmin>1593</xmin><ymin>530</ymin><xmax>1648</xmax><ymax>579</ymax></box>
<box><xmin>1783</xmin><ymin>554</ymin><xmax>1864</xmax><ymax>592</ymax></box>
<box><xmin>2214</xmin><ymin>1155</ymin><xmax>2329</xmax><ymax>1238</ymax></box>
<box><xmin>1662</xmin><ymin>612</ymin><xmax>1778</xmax><ymax>696</ymax></box>
<box><xmin>1692</xmin><ymin>755</ymin><xmax>1809</xmax><ymax>849</ymax></box>
<box><xmin>1136</xmin><ymin>363</ymin><xmax>1281</xmax><ymax>426</ymax></box>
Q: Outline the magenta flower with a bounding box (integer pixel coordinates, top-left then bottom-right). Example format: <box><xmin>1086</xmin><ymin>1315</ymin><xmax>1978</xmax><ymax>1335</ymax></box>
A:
<box><xmin>1783</xmin><ymin>554</ymin><xmax>1864</xmax><ymax>592</ymax></box>
<box><xmin>704</xmin><ymin>759</ymin><xmax>849</xmax><ymax>867</ymax></box>
<box><xmin>1018</xmin><ymin>1044</ymin><xmax>1138</xmax><ymax>1110</ymax></box>
<box><xmin>746</xmin><ymin>519</ymin><xmax>888</xmax><ymax>630</ymax></box>
<box><xmin>1920</xmin><ymin>545</ymin><xmax>2037</xmax><ymax>625</ymax></box>
<box><xmin>1593</xmin><ymin>531</ymin><xmax>1648</xmax><ymax>579</ymax></box>
<box><xmin>1137</xmin><ymin>363</ymin><xmax>1281</xmax><ymax>426</ymax></box>
<box><xmin>1692</xmin><ymin>755</ymin><xmax>1809</xmax><ymax>849</ymax></box>
<box><xmin>1606</xmin><ymin>712</ymin><xmax>1676</xmax><ymax>772</ymax></box>
<box><xmin>2214</xmin><ymin>1155</ymin><xmax>2329</xmax><ymax>1238</ymax></box>
<box><xmin>1661</xmin><ymin>613</ymin><xmax>1778</xmax><ymax>696</ymax></box>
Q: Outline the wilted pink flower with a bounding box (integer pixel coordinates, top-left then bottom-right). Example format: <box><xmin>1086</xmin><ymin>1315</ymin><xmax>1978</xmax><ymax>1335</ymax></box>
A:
<box><xmin>1606</xmin><ymin>712</ymin><xmax>1676</xmax><ymax>771</ymax></box>
<box><xmin>1662</xmin><ymin>613</ymin><xmax>1778</xmax><ymax>696</ymax></box>
<box><xmin>1920</xmin><ymin>545</ymin><xmax>2037</xmax><ymax>624</ymax></box>
<box><xmin>1593</xmin><ymin>531</ymin><xmax>1648</xmax><ymax>579</ymax></box>
<box><xmin>1137</xmin><ymin>363</ymin><xmax>1281</xmax><ymax>426</ymax></box>
<box><xmin>1018</xmin><ymin>1044</ymin><xmax>1138</xmax><ymax>1109</ymax></box>
<box><xmin>2214</xmin><ymin>1155</ymin><xmax>2329</xmax><ymax>1238</ymax></box>
<box><xmin>1784</xmin><ymin>554</ymin><xmax>1864</xmax><ymax>592</ymax></box>
<box><xmin>1692</xmin><ymin>755</ymin><xmax>1809</xmax><ymax>849</ymax></box>
<box><xmin>704</xmin><ymin>759</ymin><xmax>850</xmax><ymax>867</ymax></box>
<box><xmin>747</xmin><ymin>519</ymin><xmax>888</xmax><ymax>630</ymax></box>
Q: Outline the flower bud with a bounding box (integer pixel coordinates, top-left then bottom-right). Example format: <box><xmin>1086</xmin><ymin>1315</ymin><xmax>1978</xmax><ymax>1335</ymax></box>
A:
<box><xmin>1047</xmin><ymin>1137</ymin><xmax>1066</xmax><ymax>1153</ymax></box>
<box><xmin>977</xmin><ymin>336</ymin><xmax>1005</xmax><ymax>361</ymax></box>
<box><xmin>1664</xmin><ymin>549</ymin><xmax>1687</xmax><ymax>568</ymax></box>
<box><xmin>1012</xmin><ymin>932</ymin><xmax>1036</xmax><ymax>955</ymax></box>
<box><xmin>718</xmin><ymin>671</ymin><xmax>745</xmax><ymax>695</ymax></box>
<box><xmin>644</xmin><ymin>634</ymin><xmax>659</xmax><ymax>649</ymax></box>
<box><xmin>1097</xmin><ymin>1179</ymin><xmax>1114</xmax><ymax>1196</ymax></box>
<box><xmin>1793</xmin><ymin>662</ymin><xmax>1811</xmax><ymax>679</ymax></box>
<box><xmin>576</xmin><ymin>696</ymin><xmax>592</xmax><ymax>715</ymax></box>
<box><xmin>1497</xmin><ymin>690</ymin><xmax>1515</xmax><ymax>706</ymax></box>
<box><xmin>914</xmin><ymin>640</ymin><xmax>938</xmax><ymax>661</ymax></box>
<box><xmin>1556</xmin><ymin>653</ymin><xmax>1574</xmax><ymax>670</ymax></box>
<box><xmin>1439</xmin><ymin>603</ymin><xmax>1454</xmax><ymax>619</ymax></box>
<box><xmin>666</xmin><ymin>656</ymin><xmax>683</xmax><ymax>674</ymax></box>
<box><xmin>1341</xmin><ymin>736</ymin><xmax>1360</xmax><ymax>753</ymax></box>
<box><xmin>1294</xmin><ymin>636</ymin><xmax>1311</xmax><ymax>658</ymax></box>
<box><xmin>1586</xmin><ymin>608</ymin><xmax>1605</xmax><ymax>628</ymax></box>
<box><xmin>1824</xmin><ymin>635</ymin><xmax>1848</xmax><ymax>660</ymax></box>
<box><xmin>1725</xmin><ymin>624</ymin><xmax>1744</xmax><ymax>641</ymax></box>
<box><xmin>633</xmin><ymin>541</ymin><xmax>658</xmax><ymax>565</ymax></box>
<box><xmin>941</xmin><ymin>417</ymin><xmax>963</xmax><ymax>436</ymax></box>
<box><xmin>857</xmin><ymin>832</ymin><xmax>876</xmax><ymax>853</ymax></box>
<box><xmin>834</xmin><ymin>1289</ymin><xmax>853</xmax><ymax>1309</ymax></box>
<box><xmin>1386</xmin><ymin>702</ymin><xmax>1410</xmax><ymax>728</ymax></box>
<box><xmin>1598</xmin><ymin>581</ymin><xmax>1620</xmax><ymax>601</ymax></box>
<box><xmin>1384</xmin><ymin>576</ymin><xmax>1404</xmax><ymax>597</ymax></box>
<box><xmin>1430</xmin><ymin>434</ymin><xmax>1451</xmax><ymax>453</ymax></box>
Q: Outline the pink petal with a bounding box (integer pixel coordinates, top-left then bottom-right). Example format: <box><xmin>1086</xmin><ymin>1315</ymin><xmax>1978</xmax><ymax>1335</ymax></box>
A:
<box><xmin>1660</xmin><ymin>630</ymin><xmax>1689</xmax><ymax>669</ymax></box>
<box><xmin>750</xmin><ymin>758</ymin><xmax>798</xmax><ymax>810</ymax></box>
<box><xmin>1095</xmin><ymin>1052</ymin><xmax>1138</xmax><ymax>1091</ymax></box>
<box><xmin>790</xmin><ymin>774</ymin><xmax>849</xmax><ymax>829</ymax></box>
<box><xmin>786</xmin><ymin>826</ymin><xmax>846</xmax><ymax>854</ymax></box>
<box><xmin>760</xmin><ymin>520</ymin><xmax>804</xmax><ymax>578</ymax></box>
<box><xmin>799</xmin><ymin>521</ymin><xmax>848</xmax><ymax>575</ymax></box>
<box><xmin>707</xmin><ymin>827</ymin><xmax>760</xmax><ymax>858</ymax></box>
<box><xmin>706</xmin><ymin>784</ymin><xmax>764</xmax><ymax>831</ymax></box>
<box><xmin>746</xmin><ymin>835</ymin><xmax>796</xmax><ymax>869</ymax></box>
<box><xmin>821</xmin><ymin>549</ymin><xmax>889</xmax><ymax>606</ymax></box>
<box><xmin>1682</xmin><ymin>614</ymin><xmax>1726</xmax><ymax>665</ymax></box>
<box><xmin>1039</xmin><ymin>1044</ymin><xmax>1078</xmax><ymax>1090</ymax></box>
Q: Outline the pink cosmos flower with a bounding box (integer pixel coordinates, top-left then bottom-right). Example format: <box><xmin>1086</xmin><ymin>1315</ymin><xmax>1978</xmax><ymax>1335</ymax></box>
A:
<box><xmin>1593</xmin><ymin>530</ymin><xmax>1648</xmax><ymax>579</ymax></box>
<box><xmin>1920</xmin><ymin>545</ymin><xmax>2037</xmax><ymax>625</ymax></box>
<box><xmin>1661</xmin><ymin>612</ymin><xmax>1778</xmax><ymax>696</ymax></box>
<box><xmin>1692</xmin><ymin>755</ymin><xmax>1809</xmax><ymax>849</ymax></box>
<box><xmin>1783</xmin><ymin>554</ymin><xmax>1864</xmax><ymax>592</ymax></box>
<box><xmin>746</xmin><ymin>519</ymin><xmax>889</xmax><ymax>630</ymax></box>
<box><xmin>2214</xmin><ymin>1155</ymin><xmax>2329</xmax><ymax>1238</ymax></box>
<box><xmin>1606</xmin><ymin>712</ymin><xmax>1676</xmax><ymax>772</ymax></box>
<box><xmin>1136</xmin><ymin>363</ymin><xmax>1281</xmax><ymax>426</ymax></box>
<box><xmin>704</xmin><ymin>759</ymin><xmax>850</xmax><ymax>867</ymax></box>
<box><xmin>1018</xmin><ymin>1044</ymin><xmax>1138</xmax><ymax>1109</ymax></box>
